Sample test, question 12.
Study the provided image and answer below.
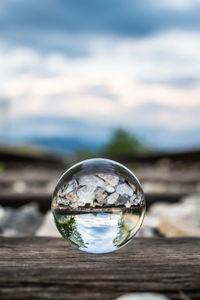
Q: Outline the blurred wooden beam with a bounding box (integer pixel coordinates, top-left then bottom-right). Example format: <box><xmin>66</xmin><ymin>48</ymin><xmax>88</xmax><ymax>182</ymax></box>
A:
<box><xmin>109</xmin><ymin>149</ymin><xmax>200</xmax><ymax>163</ymax></box>
<box><xmin>0</xmin><ymin>237</ymin><xmax>199</xmax><ymax>300</ymax></box>
<box><xmin>0</xmin><ymin>144</ymin><xmax>64</xmax><ymax>166</ymax></box>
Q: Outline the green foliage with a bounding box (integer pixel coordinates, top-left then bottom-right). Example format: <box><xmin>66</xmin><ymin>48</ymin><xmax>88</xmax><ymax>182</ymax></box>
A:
<box><xmin>103</xmin><ymin>128</ymin><xmax>148</xmax><ymax>156</ymax></box>
<box><xmin>0</xmin><ymin>163</ymin><xmax>4</xmax><ymax>173</ymax></box>
<box><xmin>113</xmin><ymin>213</ymin><xmax>137</xmax><ymax>248</ymax></box>
<box><xmin>76</xmin><ymin>149</ymin><xmax>96</xmax><ymax>160</ymax></box>
<box><xmin>54</xmin><ymin>215</ymin><xmax>87</xmax><ymax>249</ymax></box>
<box><xmin>113</xmin><ymin>214</ymin><xmax>129</xmax><ymax>247</ymax></box>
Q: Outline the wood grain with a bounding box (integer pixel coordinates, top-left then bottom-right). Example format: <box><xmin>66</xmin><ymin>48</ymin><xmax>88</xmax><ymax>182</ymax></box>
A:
<box><xmin>0</xmin><ymin>237</ymin><xmax>199</xmax><ymax>300</ymax></box>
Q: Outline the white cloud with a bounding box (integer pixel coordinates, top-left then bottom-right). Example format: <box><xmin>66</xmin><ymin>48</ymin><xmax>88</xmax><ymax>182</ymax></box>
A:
<box><xmin>0</xmin><ymin>30</ymin><xmax>200</xmax><ymax>136</ymax></box>
<box><xmin>91</xmin><ymin>31</ymin><xmax>200</xmax><ymax>84</ymax></box>
<box><xmin>155</xmin><ymin>0</ymin><xmax>200</xmax><ymax>11</ymax></box>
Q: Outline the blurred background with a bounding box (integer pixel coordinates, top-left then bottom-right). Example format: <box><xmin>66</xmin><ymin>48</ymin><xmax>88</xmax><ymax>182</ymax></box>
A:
<box><xmin>0</xmin><ymin>0</ymin><xmax>200</xmax><ymax>238</ymax></box>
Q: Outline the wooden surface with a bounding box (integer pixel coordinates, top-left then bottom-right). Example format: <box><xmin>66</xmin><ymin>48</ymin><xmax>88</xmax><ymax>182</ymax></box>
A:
<box><xmin>0</xmin><ymin>237</ymin><xmax>199</xmax><ymax>300</ymax></box>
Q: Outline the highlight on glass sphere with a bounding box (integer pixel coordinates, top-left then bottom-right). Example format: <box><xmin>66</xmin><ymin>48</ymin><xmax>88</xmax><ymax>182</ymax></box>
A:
<box><xmin>51</xmin><ymin>158</ymin><xmax>145</xmax><ymax>254</ymax></box>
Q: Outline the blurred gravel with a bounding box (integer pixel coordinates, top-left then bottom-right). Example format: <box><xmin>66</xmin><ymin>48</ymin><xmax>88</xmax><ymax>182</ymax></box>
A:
<box><xmin>1</xmin><ymin>194</ymin><xmax>200</xmax><ymax>238</ymax></box>
<box><xmin>0</xmin><ymin>203</ymin><xmax>43</xmax><ymax>236</ymax></box>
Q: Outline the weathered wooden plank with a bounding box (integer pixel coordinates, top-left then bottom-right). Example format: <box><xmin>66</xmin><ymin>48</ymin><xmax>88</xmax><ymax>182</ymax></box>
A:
<box><xmin>1</xmin><ymin>168</ymin><xmax>200</xmax><ymax>184</ymax></box>
<box><xmin>0</xmin><ymin>237</ymin><xmax>199</xmax><ymax>300</ymax></box>
<box><xmin>110</xmin><ymin>149</ymin><xmax>200</xmax><ymax>163</ymax></box>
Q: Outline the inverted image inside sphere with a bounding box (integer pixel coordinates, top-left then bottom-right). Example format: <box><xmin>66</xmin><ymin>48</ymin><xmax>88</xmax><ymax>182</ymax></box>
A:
<box><xmin>51</xmin><ymin>158</ymin><xmax>145</xmax><ymax>254</ymax></box>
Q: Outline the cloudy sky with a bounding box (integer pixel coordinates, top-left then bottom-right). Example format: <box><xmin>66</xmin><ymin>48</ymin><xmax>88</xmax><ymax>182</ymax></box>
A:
<box><xmin>0</xmin><ymin>0</ymin><xmax>200</xmax><ymax>151</ymax></box>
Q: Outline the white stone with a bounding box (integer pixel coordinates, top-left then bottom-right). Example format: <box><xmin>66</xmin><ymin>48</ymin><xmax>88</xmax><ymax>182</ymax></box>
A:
<box><xmin>61</xmin><ymin>179</ymin><xmax>78</xmax><ymax>197</ymax></box>
<box><xmin>105</xmin><ymin>184</ymin><xmax>115</xmax><ymax>193</ymax></box>
<box><xmin>130</xmin><ymin>194</ymin><xmax>136</xmax><ymax>205</ymax></box>
<box><xmin>136</xmin><ymin>224</ymin><xmax>155</xmax><ymax>237</ymax></box>
<box><xmin>12</xmin><ymin>181</ymin><xmax>27</xmax><ymax>193</ymax></box>
<box><xmin>106</xmin><ymin>192</ymin><xmax>119</xmax><ymax>205</ymax></box>
<box><xmin>57</xmin><ymin>198</ymin><xmax>70</xmax><ymax>205</ymax></box>
<box><xmin>116</xmin><ymin>183</ymin><xmax>133</xmax><ymax>196</ymax></box>
<box><xmin>147</xmin><ymin>195</ymin><xmax>200</xmax><ymax>237</ymax></box>
<box><xmin>115</xmin><ymin>196</ymin><xmax>128</xmax><ymax>206</ymax></box>
<box><xmin>3</xmin><ymin>229</ymin><xmax>20</xmax><ymax>237</ymax></box>
<box><xmin>65</xmin><ymin>191</ymin><xmax>78</xmax><ymax>203</ymax></box>
<box><xmin>95</xmin><ymin>187</ymin><xmax>107</xmax><ymax>203</ymax></box>
<box><xmin>125</xmin><ymin>201</ymin><xmax>131</xmax><ymax>208</ymax></box>
<box><xmin>98</xmin><ymin>173</ymin><xmax>119</xmax><ymax>186</ymax></box>
<box><xmin>78</xmin><ymin>175</ymin><xmax>105</xmax><ymax>188</ymax></box>
<box><xmin>61</xmin><ymin>185</ymin><xmax>73</xmax><ymax>196</ymax></box>
<box><xmin>77</xmin><ymin>185</ymin><xmax>96</xmax><ymax>204</ymax></box>
<box><xmin>36</xmin><ymin>211</ymin><xmax>60</xmax><ymax>237</ymax></box>
<box><xmin>0</xmin><ymin>203</ymin><xmax>43</xmax><ymax>236</ymax></box>
<box><xmin>91</xmin><ymin>201</ymin><xmax>103</xmax><ymax>207</ymax></box>
<box><xmin>134</xmin><ymin>198</ymin><xmax>141</xmax><ymax>205</ymax></box>
<box><xmin>77</xmin><ymin>200</ymin><xmax>87</xmax><ymax>207</ymax></box>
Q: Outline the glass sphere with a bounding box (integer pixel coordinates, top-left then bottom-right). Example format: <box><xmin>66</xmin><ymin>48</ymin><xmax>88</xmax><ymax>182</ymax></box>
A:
<box><xmin>51</xmin><ymin>158</ymin><xmax>145</xmax><ymax>254</ymax></box>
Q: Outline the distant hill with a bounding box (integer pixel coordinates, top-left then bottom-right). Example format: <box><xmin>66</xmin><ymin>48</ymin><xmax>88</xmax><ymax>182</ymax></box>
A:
<box><xmin>29</xmin><ymin>136</ymin><xmax>102</xmax><ymax>154</ymax></box>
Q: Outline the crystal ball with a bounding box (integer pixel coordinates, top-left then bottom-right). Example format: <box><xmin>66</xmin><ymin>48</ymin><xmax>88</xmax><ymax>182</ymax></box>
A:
<box><xmin>51</xmin><ymin>158</ymin><xmax>145</xmax><ymax>254</ymax></box>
